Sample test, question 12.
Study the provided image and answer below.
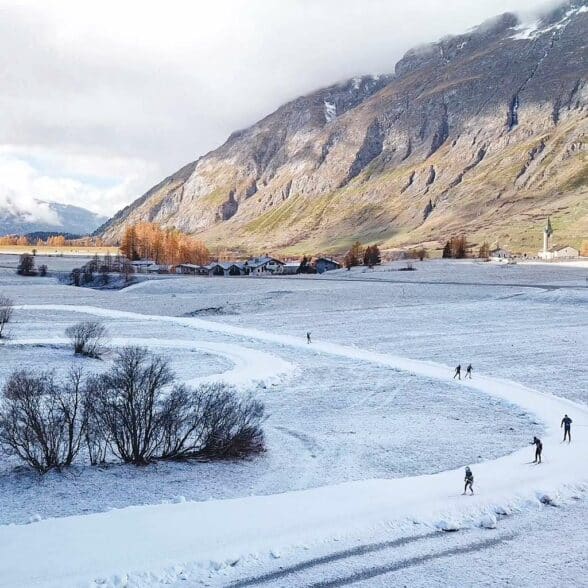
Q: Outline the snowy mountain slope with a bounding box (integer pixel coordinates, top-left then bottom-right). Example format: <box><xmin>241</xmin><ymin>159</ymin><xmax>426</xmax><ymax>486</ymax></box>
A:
<box><xmin>1</xmin><ymin>302</ymin><xmax>587</xmax><ymax>587</ymax></box>
<box><xmin>98</xmin><ymin>0</ymin><xmax>588</xmax><ymax>254</ymax></box>
<box><xmin>0</xmin><ymin>200</ymin><xmax>107</xmax><ymax>236</ymax></box>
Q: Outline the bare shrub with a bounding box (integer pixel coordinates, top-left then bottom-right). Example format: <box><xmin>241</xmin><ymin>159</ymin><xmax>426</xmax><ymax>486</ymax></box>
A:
<box><xmin>83</xmin><ymin>376</ymin><xmax>109</xmax><ymax>465</ymax></box>
<box><xmin>159</xmin><ymin>383</ymin><xmax>266</xmax><ymax>460</ymax></box>
<box><xmin>95</xmin><ymin>347</ymin><xmax>174</xmax><ymax>464</ymax></box>
<box><xmin>65</xmin><ymin>321</ymin><xmax>108</xmax><ymax>358</ymax></box>
<box><xmin>0</xmin><ymin>295</ymin><xmax>13</xmax><ymax>339</ymax></box>
<box><xmin>0</xmin><ymin>345</ymin><xmax>267</xmax><ymax>471</ymax></box>
<box><xmin>0</xmin><ymin>369</ymin><xmax>88</xmax><ymax>473</ymax></box>
<box><xmin>194</xmin><ymin>384</ymin><xmax>266</xmax><ymax>459</ymax></box>
<box><xmin>92</xmin><ymin>348</ymin><xmax>266</xmax><ymax>464</ymax></box>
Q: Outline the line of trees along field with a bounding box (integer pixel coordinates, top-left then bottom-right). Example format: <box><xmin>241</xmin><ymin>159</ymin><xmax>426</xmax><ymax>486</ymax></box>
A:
<box><xmin>120</xmin><ymin>223</ymin><xmax>210</xmax><ymax>265</ymax></box>
<box><xmin>0</xmin><ymin>235</ymin><xmax>104</xmax><ymax>247</ymax></box>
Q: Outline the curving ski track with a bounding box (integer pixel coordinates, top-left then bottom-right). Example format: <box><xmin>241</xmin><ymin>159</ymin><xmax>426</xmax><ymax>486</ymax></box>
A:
<box><xmin>2</xmin><ymin>336</ymin><xmax>293</xmax><ymax>389</ymax></box>
<box><xmin>1</xmin><ymin>304</ymin><xmax>586</xmax><ymax>588</ymax></box>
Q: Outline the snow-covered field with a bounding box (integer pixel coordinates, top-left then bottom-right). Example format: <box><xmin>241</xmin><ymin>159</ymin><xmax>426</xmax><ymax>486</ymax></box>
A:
<box><xmin>0</xmin><ymin>260</ymin><xmax>586</xmax><ymax>587</ymax></box>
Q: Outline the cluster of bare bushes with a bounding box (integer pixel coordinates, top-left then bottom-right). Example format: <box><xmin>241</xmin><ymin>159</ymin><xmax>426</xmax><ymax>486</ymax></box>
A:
<box><xmin>66</xmin><ymin>321</ymin><xmax>108</xmax><ymax>358</ymax></box>
<box><xmin>0</xmin><ymin>346</ymin><xmax>265</xmax><ymax>473</ymax></box>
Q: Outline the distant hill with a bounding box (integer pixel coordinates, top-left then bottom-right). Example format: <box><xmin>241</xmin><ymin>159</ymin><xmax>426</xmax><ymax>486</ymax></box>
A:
<box><xmin>24</xmin><ymin>231</ymin><xmax>83</xmax><ymax>242</ymax></box>
<box><xmin>98</xmin><ymin>0</ymin><xmax>588</xmax><ymax>254</ymax></box>
<box><xmin>0</xmin><ymin>200</ymin><xmax>107</xmax><ymax>237</ymax></box>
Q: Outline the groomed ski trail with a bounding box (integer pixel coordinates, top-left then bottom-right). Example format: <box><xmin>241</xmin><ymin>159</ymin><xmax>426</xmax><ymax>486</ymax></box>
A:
<box><xmin>2</xmin><ymin>336</ymin><xmax>293</xmax><ymax>389</ymax></box>
<box><xmin>0</xmin><ymin>304</ymin><xmax>586</xmax><ymax>588</ymax></box>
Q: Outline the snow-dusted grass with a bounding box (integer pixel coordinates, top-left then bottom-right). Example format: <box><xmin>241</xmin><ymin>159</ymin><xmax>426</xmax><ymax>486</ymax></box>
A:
<box><xmin>0</xmin><ymin>260</ymin><xmax>586</xmax><ymax>586</ymax></box>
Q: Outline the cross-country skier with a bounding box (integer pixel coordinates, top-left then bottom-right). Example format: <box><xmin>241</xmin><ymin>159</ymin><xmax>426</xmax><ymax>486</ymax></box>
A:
<box><xmin>531</xmin><ymin>436</ymin><xmax>543</xmax><ymax>464</ymax></box>
<box><xmin>465</xmin><ymin>364</ymin><xmax>473</xmax><ymax>379</ymax></box>
<box><xmin>463</xmin><ymin>466</ymin><xmax>474</xmax><ymax>495</ymax></box>
<box><xmin>306</xmin><ymin>332</ymin><xmax>312</xmax><ymax>344</ymax></box>
<box><xmin>561</xmin><ymin>414</ymin><xmax>572</xmax><ymax>443</ymax></box>
<box><xmin>454</xmin><ymin>364</ymin><xmax>461</xmax><ymax>379</ymax></box>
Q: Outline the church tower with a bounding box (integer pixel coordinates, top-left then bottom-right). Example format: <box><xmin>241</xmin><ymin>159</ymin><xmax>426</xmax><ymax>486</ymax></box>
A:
<box><xmin>543</xmin><ymin>217</ymin><xmax>553</xmax><ymax>254</ymax></box>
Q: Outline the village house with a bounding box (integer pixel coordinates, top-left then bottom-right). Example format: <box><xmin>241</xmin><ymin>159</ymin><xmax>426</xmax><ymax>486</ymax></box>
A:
<box><xmin>244</xmin><ymin>256</ymin><xmax>285</xmax><ymax>275</ymax></box>
<box><xmin>276</xmin><ymin>262</ymin><xmax>300</xmax><ymax>275</ymax></box>
<box><xmin>314</xmin><ymin>257</ymin><xmax>341</xmax><ymax>273</ymax></box>
<box><xmin>130</xmin><ymin>260</ymin><xmax>157</xmax><ymax>273</ymax></box>
<box><xmin>145</xmin><ymin>264</ymin><xmax>169</xmax><ymax>274</ymax></box>
<box><xmin>176</xmin><ymin>263</ymin><xmax>203</xmax><ymax>275</ymax></box>
<box><xmin>540</xmin><ymin>245</ymin><xmax>580</xmax><ymax>260</ymax></box>
<box><xmin>489</xmin><ymin>247</ymin><xmax>510</xmax><ymax>262</ymax></box>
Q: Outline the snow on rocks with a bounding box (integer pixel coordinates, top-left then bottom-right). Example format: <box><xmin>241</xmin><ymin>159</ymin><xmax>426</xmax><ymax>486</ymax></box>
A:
<box><xmin>435</xmin><ymin>519</ymin><xmax>460</xmax><ymax>532</ymax></box>
<box><xmin>324</xmin><ymin>100</ymin><xmax>337</xmax><ymax>123</ymax></box>
<box><xmin>494</xmin><ymin>505</ymin><xmax>513</xmax><ymax>516</ymax></box>
<box><xmin>538</xmin><ymin>493</ymin><xmax>559</xmax><ymax>507</ymax></box>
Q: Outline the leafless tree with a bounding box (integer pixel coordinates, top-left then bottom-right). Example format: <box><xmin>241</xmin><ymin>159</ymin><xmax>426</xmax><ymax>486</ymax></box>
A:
<box><xmin>0</xmin><ymin>369</ymin><xmax>88</xmax><ymax>473</ymax></box>
<box><xmin>65</xmin><ymin>321</ymin><xmax>108</xmax><ymax>358</ymax></box>
<box><xmin>83</xmin><ymin>375</ymin><xmax>110</xmax><ymax>465</ymax></box>
<box><xmin>93</xmin><ymin>348</ymin><xmax>266</xmax><ymax>464</ymax></box>
<box><xmin>95</xmin><ymin>347</ymin><xmax>174</xmax><ymax>464</ymax></box>
<box><xmin>0</xmin><ymin>295</ymin><xmax>13</xmax><ymax>339</ymax></box>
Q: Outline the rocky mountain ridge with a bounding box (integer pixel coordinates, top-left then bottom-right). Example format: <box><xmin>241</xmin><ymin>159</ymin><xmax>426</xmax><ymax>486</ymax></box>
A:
<box><xmin>98</xmin><ymin>1</ymin><xmax>588</xmax><ymax>254</ymax></box>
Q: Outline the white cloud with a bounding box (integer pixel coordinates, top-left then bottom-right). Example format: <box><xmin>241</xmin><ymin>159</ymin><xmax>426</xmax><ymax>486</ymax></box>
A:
<box><xmin>0</xmin><ymin>0</ymin><xmax>563</xmax><ymax>217</ymax></box>
<box><xmin>0</xmin><ymin>149</ymin><xmax>158</xmax><ymax>221</ymax></box>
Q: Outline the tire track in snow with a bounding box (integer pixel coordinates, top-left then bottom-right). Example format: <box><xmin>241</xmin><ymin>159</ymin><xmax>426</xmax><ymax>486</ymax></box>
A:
<box><xmin>308</xmin><ymin>533</ymin><xmax>516</xmax><ymax>588</ymax></box>
<box><xmin>1</xmin><ymin>304</ymin><xmax>586</xmax><ymax>588</ymax></box>
<box><xmin>227</xmin><ymin>531</ymin><xmax>442</xmax><ymax>587</ymax></box>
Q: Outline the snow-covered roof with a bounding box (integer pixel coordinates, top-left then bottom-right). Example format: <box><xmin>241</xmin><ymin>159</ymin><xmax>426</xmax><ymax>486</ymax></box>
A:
<box><xmin>178</xmin><ymin>263</ymin><xmax>203</xmax><ymax>269</ymax></box>
<box><xmin>315</xmin><ymin>257</ymin><xmax>341</xmax><ymax>265</ymax></box>
<box><xmin>218</xmin><ymin>262</ymin><xmax>243</xmax><ymax>270</ymax></box>
<box><xmin>131</xmin><ymin>260</ymin><xmax>156</xmax><ymax>266</ymax></box>
<box><xmin>246</xmin><ymin>256</ymin><xmax>284</xmax><ymax>268</ymax></box>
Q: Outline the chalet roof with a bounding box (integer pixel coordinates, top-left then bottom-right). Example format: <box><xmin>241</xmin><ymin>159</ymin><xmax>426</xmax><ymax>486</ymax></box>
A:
<box><xmin>246</xmin><ymin>256</ymin><xmax>284</xmax><ymax>267</ymax></box>
<box><xmin>548</xmin><ymin>245</ymin><xmax>576</xmax><ymax>252</ymax></box>
<box><xmin>131</xmin><ymin>260</ymin><xmax>156</xmax><ymax>266</ymax></box>
<box><xmin>218</xmin><ymin>262</ymin><xmax>242</xmax><ymax>270</ymax></box>
<box><xmin>315</xmin><ymin>257</ymin><xmax>341</xmax><ymax>265</ymax></box>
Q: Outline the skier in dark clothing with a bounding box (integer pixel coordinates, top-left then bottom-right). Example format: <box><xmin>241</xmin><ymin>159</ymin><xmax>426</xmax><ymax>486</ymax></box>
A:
<box><xmin>561</xmin><ymin>414</ymin><xmax>572</xmax><ymax>443</ymax></box>
<box><xmin>306</xmin><ymin>332</ymin><xmax>311</xmax><ymax>344</ymax></box>
<box><xmin>465</xmin><ymin>364</ymin><xmax>473</xmax><ymax>379</ymax></box>
<box><xmin>531</xmin><ymin>436</ymin><xmax>543</xmax><ymax>464</ymax></box>
<box><xmin>454</xmin><ymin>364</ymin><xmax>461</xmax><ymax>380</ymax></box>
<box><xmin>463</xmin><ymin>466</ymin><xmax>474</xmax><ymax>495</ymax></box>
